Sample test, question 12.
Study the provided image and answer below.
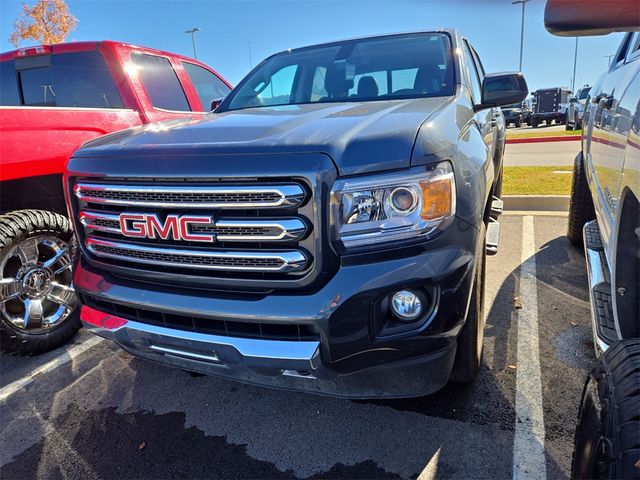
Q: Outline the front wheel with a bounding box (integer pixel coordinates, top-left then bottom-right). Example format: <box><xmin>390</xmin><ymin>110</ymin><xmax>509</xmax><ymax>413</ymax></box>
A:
<box><xmin>450</xmin><ymin>222</ymin><xmax>486</xmax><ymax>382</ymax></box>
<box><xmin>571</xmin><ymin>340</ymin><xmax>640</xmax><ymax>479</ymax></box>
<box><xmin>0</xmin><ymin>210</ymin><xmax>81</xmax><ymax>354</ymax></box>
<box><xmin>567</xmin><ymin>152</ymin><xmax>596</xmax><ymax>246</ymax></box>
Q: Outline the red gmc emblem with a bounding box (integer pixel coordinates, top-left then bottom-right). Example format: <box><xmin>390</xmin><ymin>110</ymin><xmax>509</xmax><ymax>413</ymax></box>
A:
<box><xmin>119</xmin><ymin>213</ymin><xmax>214</xmax><ymax>242</ymax></box>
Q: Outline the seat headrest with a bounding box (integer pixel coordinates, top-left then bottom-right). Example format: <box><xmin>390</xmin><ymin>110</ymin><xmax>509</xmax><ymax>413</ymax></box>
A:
<box><xmin>414</xmin><ymin>65</ymin><xmax>444</xmax><ymax>94</ymax></box>
<box><xmin>325</xmin><ymin>64</ymin><xmax>354</xmax><ymax>98</ymax></box>
<box><xmin>357</xmin><ymin>76</ymin><xmax>379</xmax><ymax>98</ymax></box>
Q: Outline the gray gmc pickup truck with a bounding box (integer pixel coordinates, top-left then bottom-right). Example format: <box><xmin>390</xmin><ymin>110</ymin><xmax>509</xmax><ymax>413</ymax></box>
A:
<box><xmin>64</xmin><ymin>30</ymin><xmax>527</xmax><ymax>398</ymax></box>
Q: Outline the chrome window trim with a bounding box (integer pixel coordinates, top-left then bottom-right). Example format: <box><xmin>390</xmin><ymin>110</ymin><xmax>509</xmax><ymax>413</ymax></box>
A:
<box><xmin>0</xmin><ymin>106</ymin><xmax>136</xmax><ymax>112</ymax></box>
<box><xmin>79</xmin><ymin>210</ymin><xmax>308</xmax><ymax>242</ymax></box>
<box><xmin>85</xmin><ymin>236</ymin><xmax>307</xmax><ymax>273</ymax></box>
<box><xmin>74</xmin><ymin>182</ymin><xmax>306</xmax><ymax>209</ymax></box>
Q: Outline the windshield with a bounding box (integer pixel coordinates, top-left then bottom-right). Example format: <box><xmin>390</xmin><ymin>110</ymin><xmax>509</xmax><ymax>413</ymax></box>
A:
<box><xmin>578</xmin><ymin>87</ymin><xmax>591</xmax><ymax>100</ymax></box>
<box><xmin>223</xmin><ymin>33</ymin><xmax>454</xmax><ymax>111</ymax></box>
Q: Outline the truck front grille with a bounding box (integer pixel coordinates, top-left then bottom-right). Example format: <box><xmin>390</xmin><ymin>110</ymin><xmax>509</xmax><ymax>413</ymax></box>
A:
<box><xmin>73</xmin><ymin>179</ymin><xmax>313</xmax><ymax>278</ymax></box>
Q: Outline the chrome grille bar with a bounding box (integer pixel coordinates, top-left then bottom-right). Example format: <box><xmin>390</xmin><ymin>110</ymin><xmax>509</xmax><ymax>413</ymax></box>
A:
<box><xmin>79</xmin><ymin>210</ymin><xmax>308</xmax><ymax>242</ymax></box>
<box><xmin>74</xmin><ymin>182</ymin><xmax>306</xmax><ymax>209</ymax></box>
<box><xmin>85</xmin><ymin>237</ymin><xmax>307</xmax><ymax>273</ymax></box>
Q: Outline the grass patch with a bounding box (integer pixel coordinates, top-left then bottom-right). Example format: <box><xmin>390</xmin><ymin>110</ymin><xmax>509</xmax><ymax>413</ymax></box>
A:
<box><xmin>503</xmin><ymin>166</ymin><xmax>573</xmax><ymax>195</ymax></box>
<box><xmin>506</xmin><ymin>129</ymin><xmax>581</xmax><ymax>139</ymax></box>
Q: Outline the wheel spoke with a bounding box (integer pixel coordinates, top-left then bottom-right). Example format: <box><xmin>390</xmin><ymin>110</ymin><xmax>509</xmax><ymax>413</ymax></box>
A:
<box><xmin>47</xmin><ymin>282</ymin><xmax>77</xmax><ymax>309</ymax></box>
<box><xmin>17</xmin><ymin>237</ymin><xmax>39</xmax><ymax>265</ymax></box>
<box><xmin>0</xmin><ymin>278</ymin><xmax>21</xmax><ymax>302</ymax></box>
<box><xmin>43</xmin><ymin>245</ymin><xmax>70</xmax><ymax>270</ymax></box>
<box><xmin>24</xmin><ymin>298</ymin><xmax>44</xmax><ymax>329</ymax></box>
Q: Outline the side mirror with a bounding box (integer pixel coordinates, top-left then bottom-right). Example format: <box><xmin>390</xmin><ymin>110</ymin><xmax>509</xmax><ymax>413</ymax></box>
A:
<box><xmin>477</xmin><ymin>72</ymin><xmax>528</xmax><ymax>110</ymax></box>
<box><xmin>544</xmin><ymin>0</ymin><xmax>640</xmax><ymax>36</ymax></box>
<box><xmin>210</xmin><ymin>97</ymin><xmax>225</xmax><ymax>111</ymax></box>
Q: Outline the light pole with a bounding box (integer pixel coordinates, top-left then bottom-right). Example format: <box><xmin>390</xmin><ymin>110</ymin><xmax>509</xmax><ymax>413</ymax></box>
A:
<box><xmin>571</xmin><ymin>37</ymin><xmax>579</xmax><ymax>92</ymax></box>
<box><xmin>185</xmin><ymin>27</ymin><xmax>201</xmax><ymax>59</ymax></box>
<box><xmin>512</xmin><ymin>0</ymin><xmax>531</xmax><ymax>72</ymax></box>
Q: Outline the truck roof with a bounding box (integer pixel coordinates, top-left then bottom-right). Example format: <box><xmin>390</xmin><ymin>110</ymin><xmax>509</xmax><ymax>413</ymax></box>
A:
<box><xmin>0</xmin><ymin>40</ymin><xmax>201</xmax><ymax>63</ymax></box>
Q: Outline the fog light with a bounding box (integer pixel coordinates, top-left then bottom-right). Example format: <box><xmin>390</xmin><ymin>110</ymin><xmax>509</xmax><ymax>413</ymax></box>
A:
<box><xmin>390</xmin><ymin>290</ymin><xmax>423</xmax><ymax>321</ymax></box>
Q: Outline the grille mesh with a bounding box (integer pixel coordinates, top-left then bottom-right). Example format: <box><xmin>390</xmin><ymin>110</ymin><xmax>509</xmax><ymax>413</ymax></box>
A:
<box><xmin>91</xmin><ymin>244</ymin><xmax>283</xmax><ymax>268</ymax></box>
<box><xmin>80</xmin><ymin>189</ymin><xmax>282</xmax><ymax>204</ymax></box>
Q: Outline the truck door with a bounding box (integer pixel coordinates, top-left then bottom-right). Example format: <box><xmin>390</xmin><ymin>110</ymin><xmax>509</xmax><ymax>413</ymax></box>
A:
<box><xmin>588</xmin><ymin>32</ymin><xmax>640</xmax><ymax>245</ymax></box>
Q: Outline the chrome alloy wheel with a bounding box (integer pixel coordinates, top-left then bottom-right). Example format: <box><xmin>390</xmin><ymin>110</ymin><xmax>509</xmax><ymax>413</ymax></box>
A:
<box><xmin>0</xmin><ymin>235</ymin><xmax>77</xmax><ymax>331</ymax></box>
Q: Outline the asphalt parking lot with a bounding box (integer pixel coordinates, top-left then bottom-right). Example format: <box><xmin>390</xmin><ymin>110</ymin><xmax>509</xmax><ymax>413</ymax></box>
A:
<box><xmin>0</xmin><ymin>214</ymin><xmax>594</xmax><ymax>480</ymax></box>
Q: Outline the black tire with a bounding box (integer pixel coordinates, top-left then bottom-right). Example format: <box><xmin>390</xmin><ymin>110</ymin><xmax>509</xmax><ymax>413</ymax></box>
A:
<box><xmin>567</xmin><ymin>152</ymin><xmax>596</xmax><ymax>246</ymax></box>
<box><xmin>450</xmin><ymin>222</ymin><xmax>486</xmax><ymax>382</ymax></box>
<box><xmin>494</xmin><ymin>163</ymin><xmax>504</xmax><ymax>200</ymax></box>
<box><xmin>0</xmin><ymin>210</ymin><xmax>81</xmax><ymax>354</ymax></box>
<box><xmin>515</xmin><ymin>119</ymin><xmax>522</xmax><ymax>128</ymax></box>
<box><xmin>571</xmin><ymin>339</ymin><xmax>640</xmax><ymax>480</ymax></box>
<box><xmin>532</xmin><ymin>118</ymin><xmax>539</xmax><ymax>128</ymax></box>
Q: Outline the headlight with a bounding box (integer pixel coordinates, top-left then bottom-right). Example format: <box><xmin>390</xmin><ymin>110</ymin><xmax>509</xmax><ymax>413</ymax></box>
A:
<box><xmin>330</xmin><ymin>162</ymin><xmax>455</xmax><ymax>250</ymax></box>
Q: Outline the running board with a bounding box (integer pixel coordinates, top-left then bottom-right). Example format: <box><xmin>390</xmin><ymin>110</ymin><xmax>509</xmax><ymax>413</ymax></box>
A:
<box><xmin>486</xmin><ymin>218</ymin><xmax>500</xmax><ymax>256</ymax></box>
<box><xmin>490</xmin><ymin>196</ymin><xmax>503</xmax><ymax>219</ymax></box>
<box><xmin>583</xmin><ymin>221</ymin><xmax>618</xmax><ymax>354</ymax></box>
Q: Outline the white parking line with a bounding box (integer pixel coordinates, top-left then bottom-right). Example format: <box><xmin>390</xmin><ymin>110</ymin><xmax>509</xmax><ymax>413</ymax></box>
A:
<box><xmin>0</xmin><ymin>335</ymin><xmax>104</xmax><ymax>403</ymax></box>
<box><xmin>513</xmin><ymin>216</ymin><xmax>547</xmax><ymax>480</ymax></box>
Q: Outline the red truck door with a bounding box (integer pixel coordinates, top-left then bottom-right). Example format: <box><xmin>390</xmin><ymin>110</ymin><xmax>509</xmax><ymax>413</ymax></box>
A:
<box><xmin>0</xmin><ymin>49</ymin><xmax>143</xmax><ymax>181</ymax></box>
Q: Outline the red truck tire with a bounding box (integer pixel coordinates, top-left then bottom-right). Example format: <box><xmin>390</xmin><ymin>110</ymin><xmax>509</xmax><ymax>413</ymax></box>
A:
<box><xmin>0</xmin><ymin>210</ymin><xmax>81</xmax><ymax>354</ymax></box>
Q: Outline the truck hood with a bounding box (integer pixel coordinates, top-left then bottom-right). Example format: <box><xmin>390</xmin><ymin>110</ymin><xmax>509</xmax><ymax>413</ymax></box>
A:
<box><xmin>76</xmin><ymin>98</ymin><xmax>449</xmax><ymax>175</ymax></box>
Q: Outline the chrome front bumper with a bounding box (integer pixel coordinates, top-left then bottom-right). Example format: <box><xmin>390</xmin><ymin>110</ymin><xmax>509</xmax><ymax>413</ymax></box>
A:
<box><xmin>84</xmin><ymin>310</ymin><xmax>321</xmax><ymax>373</ymax></box>
<box><xmin>81</xmin><ymin>305</ymin><xmax>455</xmax><ymax>399</ymax></box>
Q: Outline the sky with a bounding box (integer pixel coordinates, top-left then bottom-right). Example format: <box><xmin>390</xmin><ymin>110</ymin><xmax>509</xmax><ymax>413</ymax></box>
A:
<box><xmin>0</xmin><ymin>0</ymin><xmax>626</xmax><ymax>94</ymax></box>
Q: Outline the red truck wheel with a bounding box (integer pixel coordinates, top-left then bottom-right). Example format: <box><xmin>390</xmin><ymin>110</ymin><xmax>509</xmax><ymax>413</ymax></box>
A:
<box><xmin>0</xmin><ymin>210</ymin><xmax>81</xmax><ymax>354</ymax></box>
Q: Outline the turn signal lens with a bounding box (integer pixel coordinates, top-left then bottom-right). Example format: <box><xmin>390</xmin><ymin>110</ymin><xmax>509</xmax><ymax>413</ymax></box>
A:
<box><xmin>420</xmin><ymin>177</ymin><xmax>453</xmax><ymax>220</ymax></box>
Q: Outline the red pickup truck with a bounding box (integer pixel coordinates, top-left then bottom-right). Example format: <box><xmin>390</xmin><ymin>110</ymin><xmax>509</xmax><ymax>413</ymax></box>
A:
<box><xmin>0</xmin><ymin>41</ymin><xmax>231</xmax><ymax>354</ymax></box>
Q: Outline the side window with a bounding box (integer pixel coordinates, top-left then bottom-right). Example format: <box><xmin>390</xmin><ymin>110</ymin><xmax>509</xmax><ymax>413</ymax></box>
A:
<box><xmin>462</xmin><ymin>42</ymin><xmax>482</xmax><ymax>103</ymax></box>
<box><xmin>132</xmin><ymin>53</ymin><xmax>190</xmax><ymax>111</ymax></box>
<box><xmin>613</xmin><ymin>33</ymin><xmax>635</xmax><ymax>68</ymax></box>
<box><xmin>257</xmin><ymin>64</ymin><xmax>297</xmax><ymax>105</ymax></box>
<box><xmin>0</xmin><ymin>61</ymin><xmax>21</xmax><ymax>106</ymax></box>
<box><xmin>15</xmin><ymin>51</ymin><xmax>124</xmax><ymax>108</ymax></box>
<box><xmin>310</xmin><ymin>67</ymin><xmax>327</xmax><ymax>101</ymax></box>
<box><xmin>181</xmin><ymin>62</ymin><xmax>231</xmax><ymax>111</ymax></box>
<box><xmin>626</xmin><ymin>32</ymin><xmax>640</xmax><ymax>61</ymax></box>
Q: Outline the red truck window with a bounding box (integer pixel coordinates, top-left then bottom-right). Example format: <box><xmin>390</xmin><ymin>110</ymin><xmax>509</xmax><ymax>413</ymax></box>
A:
<box><xmin>181</xmin><ymin>62</ymin><xmax>231</xmax><ymax>110</ymax></box>
<box><xmin>0</xmin><ymin>61</ymin><xmax>20</xmax><ymax>106</ymax></box>
<box><xmin>131</xmin><ymin>53</ymin><xmax>191</xmax><ymax>112</ymax></box>
<box><xmin>13</xmin><ymin>51</ymin><xmax>124</xmax><ymax>108</ymax></box>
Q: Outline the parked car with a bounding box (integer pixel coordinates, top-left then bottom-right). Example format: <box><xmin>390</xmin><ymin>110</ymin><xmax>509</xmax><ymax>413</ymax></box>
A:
<box><xmin>565</xmin><ymin>84</ymin><xmax>591</xmax><ymax>130</ymax></box>
<box><xmin>530</xmin><ymin>86</ymin><xmax>572</xmax><ymax>127</ymax></box>
<box><xmin>66</xmin><ymin>30</ymin><xmax>527</xmax><ymax>399</ymax></box>
<box><xmin>0</xmin><ymin>41</ymin><xmax>231</xmax><ymax>354</ymax></box>
<box><xmin>502</xmin><ymin>102</ymin><xmax>523</xmax><ymax>127</ymax></box>
<box><xmin>545</xmin><ymin>1</ymin><xmax>639</xmax><ymax>478</ymax></box>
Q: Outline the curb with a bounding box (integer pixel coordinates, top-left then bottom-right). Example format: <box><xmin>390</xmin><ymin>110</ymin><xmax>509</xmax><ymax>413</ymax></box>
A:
<box><xmin>506</xmin><ymin>136</ymin><xmax>580</xmax><ymax>144</ymax></box>
<box><xmin>503</xmin><ymin>195</ymin><xmax>569</xmax><ymax>212</ymax></box>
